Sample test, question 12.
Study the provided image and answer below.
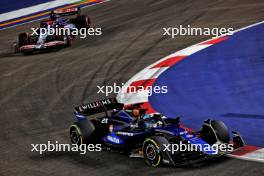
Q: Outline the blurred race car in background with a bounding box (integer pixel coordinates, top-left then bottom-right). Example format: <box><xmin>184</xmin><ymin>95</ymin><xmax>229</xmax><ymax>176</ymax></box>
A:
<box><xmin>14</xmin><ymin>7</ymin><xmax>91</xmax><ymax>54</ymax></box>
<box><xmin>70</xmin><ymin>98</ymin><xmax>245</xmax><ymax>167</ymax></box>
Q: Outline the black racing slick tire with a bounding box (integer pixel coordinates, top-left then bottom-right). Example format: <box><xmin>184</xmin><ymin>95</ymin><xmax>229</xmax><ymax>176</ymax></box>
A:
<box><xmin>70</xmin><ymin>120</ymin><xmax>95</xmax><ymax>145</ymax></box>
<box><xmin>18</xmin><ymin>32</ymin><xmax>29</xmax><ymax>47</ymax></box>
<box><xmin>142</xmin><ymin>136</ymin><xmax>172</xmax><ymax>167</ymax></box>
<box><xmin>65</xmin><ymin>35</ymin><xmax>73</xmax><ymax>47</ymax></box>
<box><xmin>201</xmin><ymin>120</ymin><xmax>230</xmax><ymax>145</ymax></box>
<box><xmin>70</xmin><ymin>122</ymin><xmax>84</xmax><ymax>145</ymax></box>
<box><xmin>74</xmin><ymin>15</ymin><xmax>91</xmax><ymax>29</ymax></box>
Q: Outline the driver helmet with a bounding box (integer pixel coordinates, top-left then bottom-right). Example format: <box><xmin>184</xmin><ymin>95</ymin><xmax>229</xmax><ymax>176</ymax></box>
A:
<box><xmin>132</xmin><ymin>108</ymin><xmax>140</xmax><ymax>117</ymax></box>
<box><xmin>132</xmin><ymin>107</ymin><xmax>148</xmax><ymax>118</ymax></box>
<box><xmin>50</xmin><ymin>12</ymin><xmax>58</xmax><ymax>21</ymax></box>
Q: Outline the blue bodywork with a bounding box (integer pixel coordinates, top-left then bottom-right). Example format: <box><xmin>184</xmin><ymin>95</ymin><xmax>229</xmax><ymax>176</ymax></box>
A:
<box><xmin>75</xmin><ymin>109</ymin><xmax>217</xmax><ymax>155</ymax></box>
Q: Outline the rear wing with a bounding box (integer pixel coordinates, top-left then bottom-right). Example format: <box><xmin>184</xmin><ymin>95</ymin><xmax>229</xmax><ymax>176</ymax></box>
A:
<box><xmin>52</xmin><ymin>7</ymin><xmax>80</xmax><ymax>17</ymax></box>
<box><xmin>74</xmin><ymin>98</ymin><xmax>124</xmax><ymax>116</ymax></box>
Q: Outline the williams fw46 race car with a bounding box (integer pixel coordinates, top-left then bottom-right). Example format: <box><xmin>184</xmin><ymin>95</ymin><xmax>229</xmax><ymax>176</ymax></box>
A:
<box><xmin>14</xmin><ymin>7</ymin><xmax>91</xmax><ymax>54</ymax></box>
<box><xmin>70</xmin><ymin>98</ymin><xmax>245</xmax><ymax>167</ymax></box>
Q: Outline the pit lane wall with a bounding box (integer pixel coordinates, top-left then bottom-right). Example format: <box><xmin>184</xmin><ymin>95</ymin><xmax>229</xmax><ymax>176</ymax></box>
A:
<box><xmin>0</xmin><ymin>0</ymin><xmax>109</xmax><ymax>30</ymax></box>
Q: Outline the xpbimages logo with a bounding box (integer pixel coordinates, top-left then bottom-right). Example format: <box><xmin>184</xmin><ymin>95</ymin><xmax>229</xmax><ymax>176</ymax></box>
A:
<box><xmin>31</xmin><ymin>26</ymin><xmax>102</xmax><ymax>38</ymax></box>
<box><xmin>97</xmin><ymin>83</ymin><xmax>168</xmax><ymax>96</ymax></box>
<box><xmin>163</xmin><ymin>25</ymin><xmax>234</xmax><ymax>38</ymax></box>
<box><xmin>31</xmin><ymin>141</ymin><xmax>102</xmax><ymax>154</ymax></box>
<box><xmin>163</xmin><ymin>141</ymin><xmax>234</xmax><ymax>155</ymax></box>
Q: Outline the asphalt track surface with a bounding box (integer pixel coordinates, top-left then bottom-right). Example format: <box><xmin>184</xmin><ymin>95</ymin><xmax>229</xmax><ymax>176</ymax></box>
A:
<box><xmin>0</xmin><ymin>0</ymin><xmax>264</xmax><ymax>176</ymax></box>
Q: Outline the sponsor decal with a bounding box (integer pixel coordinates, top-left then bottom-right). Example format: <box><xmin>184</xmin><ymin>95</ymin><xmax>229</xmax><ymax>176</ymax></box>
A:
<box><xmin>186</xmin><ymin>134</ymin><xmax>194</xmax><ymax>138</ymax></box>
<box><xmin>80</xmin><ymin>99</ymin><xmax>112</xmax><ymax>110</ymax></box>
<box><xmin>179</xmin><ymin>131</ymin><xmax>188</xmax><ymax>135</ymax></box>
<box><xmin>75</xmin><ymin>113</ymin><xmax>85</xmax><ymax>119</ymax></box>
<box><xmin>101</xmin><ymin>118</ymin><xmax>108</xmax><ymax>124</ymax></box>
<box><xmin>105</xmin><ymin>134</ymin><xmax>123</xmax><ymax>144</ymax></box>
<box><xmin>116</xmin><ymin>132</ymin><xmax>134</xmax><ymax>136</ymax></box>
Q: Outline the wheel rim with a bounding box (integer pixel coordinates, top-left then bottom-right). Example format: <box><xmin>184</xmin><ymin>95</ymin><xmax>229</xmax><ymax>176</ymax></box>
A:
<box><xmin>146</xmin><ymin>144</ymin><xmax>157</xmax><ymax>160</ymax></box>
<box><xmin>70</xmin><ymin>128</ymin><xmax>80</xmax><ymax>144</ymax></box>
<box><xmin>143</xmin><ymin>139</ymin><xmax>161</xmax><ymax>167</ymax></box>
<box><xmin>70</xmin><ymin>125</ymin><xmax>83</xmax><ymax>145</ymax></box>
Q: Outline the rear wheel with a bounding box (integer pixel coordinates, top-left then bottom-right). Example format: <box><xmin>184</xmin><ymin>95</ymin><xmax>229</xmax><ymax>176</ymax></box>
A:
<box><xmin>70</xmin><ymin>122</ymin><xmax>84</xmax><ymax>145</ymax></box>
<box><xmin>18</xmin><ymin>32</ymin><xmax>29</xmax><ymax>47</ymax></box>
<box><xmin>70</xmin><ymin>120</ymin><xmax>95</xmax><ymax>145</ymax></box>
<box><xmin>65</xmin><ymin>35</ymin><xmax>73</xmax><ymax>47</ymax></box>
<box><xmin>74</xmin><ymin>15</ymin><xmax>91</xmax><ymax>29</ymax></box>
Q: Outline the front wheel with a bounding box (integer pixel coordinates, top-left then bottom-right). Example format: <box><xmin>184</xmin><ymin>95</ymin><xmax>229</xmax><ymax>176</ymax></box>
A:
<box><xmin>142</xmin><ymin>136</ymin><xmax>171</xmax><ymax>167</ymax></box>
<box><xmin>201</xmin><ymin>119</ymin><xmax>230</xmax><ymax>145</ymax></box>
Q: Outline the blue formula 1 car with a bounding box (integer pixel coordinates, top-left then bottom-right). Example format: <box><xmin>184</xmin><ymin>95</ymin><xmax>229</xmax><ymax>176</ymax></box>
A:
<box><xmin>70</xmin><ymin>98</ymin><xmax>245</xmax><ymax>167</ymax></box>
